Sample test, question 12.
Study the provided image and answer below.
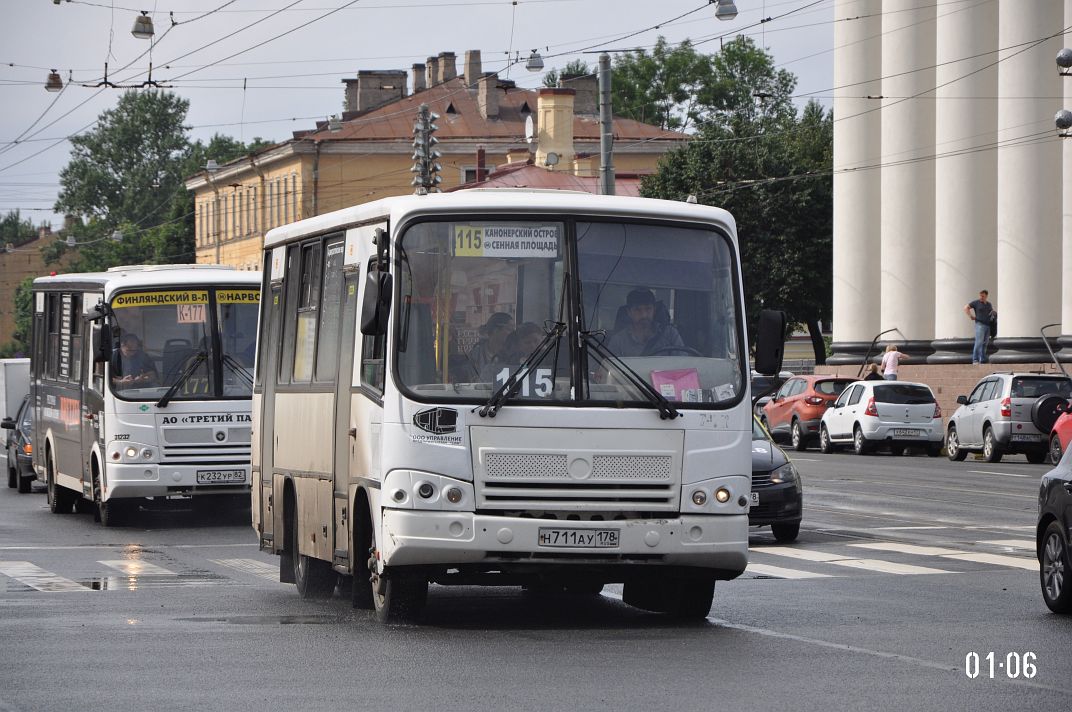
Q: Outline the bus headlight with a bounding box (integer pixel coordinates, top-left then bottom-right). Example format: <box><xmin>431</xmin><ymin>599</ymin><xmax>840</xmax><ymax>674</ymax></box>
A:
<box><xmin>445</xmin><ymin>487</ymin><xmax>463</xmax><ymax>504</ymax></box>
<box><xmin>714</xmin><ymin>487</ymin><xmax>731</xmax><ymax>503</ymax></box>
<box><xmin>383</xmin><ymin>470</ymin><xmax>472</xmax><ymax>511</ymax></box>
<box><xmin>141</xmin><ymin>448</ymin><xmax>154</xmax><ymax>460</ymax></box>
<box><xmin>691</xmin><ymin>490</ymin><xmax>708</xmax><ymax>506</ymax></box>
<box><xmin>125</xmin><ymin>446</ymin><xmax>138</xmax><ymax>459</ymax></box>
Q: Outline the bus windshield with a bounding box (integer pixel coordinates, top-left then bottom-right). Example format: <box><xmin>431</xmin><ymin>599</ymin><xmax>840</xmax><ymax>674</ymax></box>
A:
<box><xmin>109</xmin><ymin>286</ymin><xmax>259</xmax><ymax>401</ymax></box>
<box><xmin>396</xmin><ymin>217</ymin><xmax>744</xmax><ymax>408</ymax></box>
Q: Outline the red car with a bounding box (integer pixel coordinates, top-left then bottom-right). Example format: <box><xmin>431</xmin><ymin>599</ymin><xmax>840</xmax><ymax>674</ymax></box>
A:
<box><xmin>1051</xmin><ymin>410</ymin><xmax>1072</xmax><ymax>464</ymax></box>
<box><xmin>761</xmin><ymin>375</ymin><xmax>856</xmax><ymax>451</ymax></box>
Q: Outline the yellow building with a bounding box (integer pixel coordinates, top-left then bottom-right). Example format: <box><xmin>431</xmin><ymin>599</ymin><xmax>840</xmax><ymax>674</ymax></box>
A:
<box><xmin>185</xmin><ymin>49</ymin><xmax>688</xmax><ymax>270</ymax></box>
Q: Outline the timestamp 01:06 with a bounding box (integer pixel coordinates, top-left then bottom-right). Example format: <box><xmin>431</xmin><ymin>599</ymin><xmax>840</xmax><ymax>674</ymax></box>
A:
<box><xmin>964</xmin><ymin>652</ymin><xmax>1037</xmax><ymax>679</ymax></box>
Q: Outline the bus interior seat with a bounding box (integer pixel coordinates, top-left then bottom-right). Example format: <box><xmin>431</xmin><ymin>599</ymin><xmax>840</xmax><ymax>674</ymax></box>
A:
<box><xmin>162</xmin><ymin>338</ymin><xmax>194</xmax><ymax>380</ymax></box>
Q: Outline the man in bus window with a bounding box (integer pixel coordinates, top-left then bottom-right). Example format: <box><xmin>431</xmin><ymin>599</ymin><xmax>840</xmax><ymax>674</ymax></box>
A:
<box><xmin>606</xmin><ymin>288</ymin><xmax>686</xmax><ymax>357</ymax></box>
<box><xmin>111</xmin><ymin>334</ymin><xmax>158</xmax><ymax>388</ymax></box>
<box><xmin>466</xmin><ymin>312</ymin><xmax>514</xmax><ymax>379</ymax></box>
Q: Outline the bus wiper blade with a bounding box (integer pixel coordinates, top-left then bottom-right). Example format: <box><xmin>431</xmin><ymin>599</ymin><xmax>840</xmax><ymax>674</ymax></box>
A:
<box><xmin>476</xmin><ymin>322</ymin><xmax>566</xmax><ymax>418</ymax></box>
<box><xmin>581</xmin><ymin>332</ymin><xmax>679</xmax><ymax>420</ymax></box>
<box><xmin>157</xmin><ymin>351</ymin><xmax>207</xmax><ymax>408</ymax></box>
<box><xmin>221</xmin><ymin>353</ymin><xmax>253</xmax><ymax>388</ymax></box>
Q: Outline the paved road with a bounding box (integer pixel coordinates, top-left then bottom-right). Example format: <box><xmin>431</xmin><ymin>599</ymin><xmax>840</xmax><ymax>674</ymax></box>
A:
<box><xmin>0</xmin><ymin>451</ymin><xmax>1069</xmax><ymax>711</ymax></box>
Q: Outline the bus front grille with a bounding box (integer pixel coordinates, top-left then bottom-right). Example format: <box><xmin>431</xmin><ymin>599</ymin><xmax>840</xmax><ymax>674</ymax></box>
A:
<box><xmin>161</xmin><ymin>443</ymin><xmax>250</xmax><ymax>465</ymax></box>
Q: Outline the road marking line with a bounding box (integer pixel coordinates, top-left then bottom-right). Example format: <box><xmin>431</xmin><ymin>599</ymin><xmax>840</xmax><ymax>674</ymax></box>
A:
<box><xmin>745</xmin><ymin>563</ymin><xmax>834</xmax><ymax>579</ymax></box>
<box><xmin>849</xmin><ymin>542</ymin><xmax>963</xmax><ymax>556</ymax></box>
<box><xmin>829</xmin><ymin>558</ymin><xmax>952</xmax><ymax>575</ymax></box>
<box><xmin>98</xmin><ymin>560</ymin><xmax>177</xmax><ymax>576</ymax></box>
<box><xmin>966</xmin><ymin>470</ymin><xmax>1033</xmax><ymax>478</ymax></box>
<box><xmin>941</xmin><ymin>552</ymin><xmax>1037</xmax><ymax>571</ymax></box>
<box><xmin>0</xmin><ymin>561</ymin><xmax>88</xmax><ymax>592</ymax></box>
<box><xmin>977</xmin><ymin>539</ymin><xmax>1035</xmax><ymax>550</ymax></box>
<box><xmin>212</xmin><ymin>558</ymin><xmax>279</xmax><ymax>582</ymax></box>
<box><xmin>871</xmin><ymin>526</ymin><xmax>948</xmax><ymax>530</ymax></box>
<box><xmin>750</xmin><ymin>546</ymin><xmax>844</xmax><ymax>562</ymax></box>
<box><xmin>789</xmin><ymin>457</ymin><xmax>819</xmax><ymax>461</ymax></box>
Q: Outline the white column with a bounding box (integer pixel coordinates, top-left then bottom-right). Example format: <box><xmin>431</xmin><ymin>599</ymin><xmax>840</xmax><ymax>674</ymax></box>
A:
<box><xmin>934</xmin><ymin>0</ymin><xmax>998</xmax><ymax>342</ymax></box>
<box><xmin>996</xmin><ymin>0</ymin><xmax>1063</xmax><ymax>340</ymax></box>
<box><xmin>1064</xmin><ymin>0</ymin><xmax>1072</xmax><ymax>337</ymax></box>
<box><xmin>832</xmin><ymin>0</ymin><xmax>882</xmax><ymax>346</ymax></box>
<box><xmin>880</xmin><ymin>0</ymin><xmax>936</xmax><ymax>343</ymax></box>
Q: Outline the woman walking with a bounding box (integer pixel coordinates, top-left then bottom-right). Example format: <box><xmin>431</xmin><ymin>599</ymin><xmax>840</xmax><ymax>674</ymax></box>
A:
<box><xmin>880</xmin><ymin>344</ymin><xmax>908</xmax><ymax>381</ymax></box>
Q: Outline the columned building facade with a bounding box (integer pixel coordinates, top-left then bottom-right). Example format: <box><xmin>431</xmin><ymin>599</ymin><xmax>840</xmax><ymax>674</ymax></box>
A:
<box><xmin>831</xmin><ymin>0</ymin><xmax>1070</xmax><ymax>364</ymax></box>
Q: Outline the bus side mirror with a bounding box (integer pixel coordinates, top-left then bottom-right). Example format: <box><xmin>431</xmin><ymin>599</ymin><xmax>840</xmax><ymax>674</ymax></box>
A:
<box><xmin>754</xmin><ymin>309</ymin><xmax>786</xmax><ymax>376</ymax></box>
<box><xmin>92</xmin><ymin>322</ymin><xmax>112</xmax><ymax>363</ymax></box>
<box><xmin>360</xmin><ymin>271</ymin><xmax>392</xmax><ymax>336</ymax></box>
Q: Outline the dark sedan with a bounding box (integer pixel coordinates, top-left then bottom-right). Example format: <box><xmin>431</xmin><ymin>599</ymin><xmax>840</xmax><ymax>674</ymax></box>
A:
<box><xmin>2</xmin><ymin>394</ymin><xmax>35</xmax><ymax>494</ymax></box>
<box><xmin>1038</xmin><ymin>442</ymin><xmax>1072</xmax><ymax>613</ymax></box>
<box><xmin>751</xmin><ymin>417</ymin><xmax>803</xmax><ymax>542</ymax></box>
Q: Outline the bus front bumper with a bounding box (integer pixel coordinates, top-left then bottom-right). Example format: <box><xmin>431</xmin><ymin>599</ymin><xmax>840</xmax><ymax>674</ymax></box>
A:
<box><xmin>380</xmin><ymin>510</ymin><xmax>748</xmax><ymax>574</ymax></box>
<box><xmin>103</xmin><ymin>462</ymin><xmax>251</xmax><ymax>499</ymax></box>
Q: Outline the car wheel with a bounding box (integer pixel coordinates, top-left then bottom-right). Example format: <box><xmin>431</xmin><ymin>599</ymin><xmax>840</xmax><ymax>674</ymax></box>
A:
<box><xmin>982</xmin><ymin>426</ymin><xmax>1003</xmax><ymax>463</ymax></box>
<box><xmin>772</xmin><ymin>521</ymin><xmax>800</xmax><ymax>543</ymax></box>
<box><xmin>819</xmin><ymin>425</ymin><xmax>836</xmax><ymax>454</ymax></box>
<box><xmin>1025</xmin><ymin>450</ymin><xmax>1047</xmax><ymax>465</ymax></box>
<box><xmin>6</xmin><ymin>465</ymin><xmax>15</xmax><ymax>489</ymax></box>
<box><xmin>853</xmin><ymin>426</ymin><xmax>871</xmax><ymax>456</ymax></box>
<box><xmin>1050</xmin><ymin>434</ymin><xmax>1064</xmax><ymax>465</ymax></box>
<box><xmin>1040</xmin><ymin>520</ymin><xmax>1072</xmax><ymax>614</ymax></box>
<box><xmin>790</xmin><ymin>420</ymin><xmax>807</xmax><ymax>451</ymax></box>
<box><xmin>17</xmin><ymin>473</ymin><xmax>32</xmax><ymax>494</ymax></box>
<box><xmin>946</xmin><ymin>426</ymin><xmax>967</xmax><ymax>461</ymax></box>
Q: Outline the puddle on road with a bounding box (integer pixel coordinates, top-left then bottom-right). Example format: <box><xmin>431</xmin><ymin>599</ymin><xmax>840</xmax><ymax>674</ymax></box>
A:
<box><xmin>175</xmin><ymin>614</ymin><xmax>340</xmax><ymax>625</ymax></box>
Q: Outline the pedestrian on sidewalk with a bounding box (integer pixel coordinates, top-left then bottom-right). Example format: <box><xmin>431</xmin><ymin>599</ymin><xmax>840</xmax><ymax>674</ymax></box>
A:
<box><xmin>964</xmin><ymin>290</ymin><xmax>996</xmax><ymax>364</ymax></box>
<box><xmin>864</xmin><ymin>363</ymin><xmax>883</xmax><ymax>381</ymax></box>
<box><xmin>880</xmin><ymin>344</ymin><xmax>908</xmax><ymax>381</ymax></box>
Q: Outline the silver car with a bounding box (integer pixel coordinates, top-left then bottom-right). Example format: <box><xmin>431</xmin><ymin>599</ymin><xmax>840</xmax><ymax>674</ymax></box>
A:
<box><xmin>819</xmin><ymin>381</ymin><xmax>944</xmax><ymax>456</ymax></box>
<box><xmin>946</xmin><ymin>373</ymin><xmax>1072</xmax><ymax>464</ymax></box>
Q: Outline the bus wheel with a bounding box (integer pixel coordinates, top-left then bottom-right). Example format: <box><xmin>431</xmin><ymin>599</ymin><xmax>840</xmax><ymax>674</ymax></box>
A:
<box><xmin>351</xmin><ymin>499</ymin><xmax>374</xmax><ymax>610</ymax></box>
<box><xmin>73</xmin><ymin>497</ymin><xmax>94</xmax><ymax>515</ymax></box>
<box><xmin>289</xmin><ymin>506</ymin><xmax>336</xmax><ymax>600</ymax></box>
<box><xmin>624</xmin><ymin>573</ymin><xmax>715</xmax><ymax>620</ymax></box>
<box><xmin>46</xmin><ymin>453</ymin><xmax>75</xmax><ymax>514</ymax></box>
<box><xmin>370</xmin><ymin>528</ymin><xmax>428</xmax><ymax>623</ymax></box>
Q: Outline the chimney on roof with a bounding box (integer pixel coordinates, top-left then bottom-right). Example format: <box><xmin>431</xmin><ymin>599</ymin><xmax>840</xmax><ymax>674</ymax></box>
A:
<box><xmin>343</xmin><ymin>70</ymin><xmax>407</xmax><ymax>114</ymax></box>
<box><xmin>37</xmin><ymin>225</ymin><xmax>52</xmax><ymax>241</ymax></box>
<box><xmin>412</xmin><ymin>63</ymin><xmax>426</xmax><ymax>93</ymax></box>
<box><xmin>438</xmin><ymin>51</ymin><xmax>457</xmax><ymax>83</ymax></box>
<box><xmin>536</xmin><ymin>87</ymin><xmax>575</xmax><ymax>170</ymax></box>
<box><xmin>463</xmin><ymin>50</ymin><xmax>482</xmax><ymax>88</ymax></box>
<box><xmin>426</xmin><ymin>56</ymin><xmax>439</xmax><ymax>87</ymax></box>
<box><xmin>478</xmin><ymin>74</ymin><xmax>499</xmax><ymax>119</ymax></box>
<box><xmin>558</xmin><ymin>73</ymin><xmax>598</xmax><ymax>115</ymax></box>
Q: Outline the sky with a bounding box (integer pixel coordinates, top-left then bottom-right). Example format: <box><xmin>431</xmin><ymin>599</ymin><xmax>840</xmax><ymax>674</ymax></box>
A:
<box><xmin>0</xmin><ymin>0</ymin><xmax>835</xmax><ymax>228</ymax></box>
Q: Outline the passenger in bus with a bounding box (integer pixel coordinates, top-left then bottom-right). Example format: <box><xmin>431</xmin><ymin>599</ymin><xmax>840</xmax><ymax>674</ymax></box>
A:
<box><xmin>606</xmin><ymin>288</ymin><xmax>686</xmax><ymax>357</ymax></box>
<box><xmin>464</xmin><ymin>312</ymin><xmax>514</xmax><ymax>379</ymax></box>
<box><xmin>503</xmin><ymin>322</ymin><xmax>545</xmax><ymax>363</ymax></box>
<box><xmin>110</xmin><ymin>334</ymin><xmax>158</xmax><ymax>388</ymax></box>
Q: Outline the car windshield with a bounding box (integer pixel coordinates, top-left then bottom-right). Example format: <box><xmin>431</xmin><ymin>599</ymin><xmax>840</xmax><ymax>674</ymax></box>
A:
<box><xmin>395</xmin><ymin>217</ymin><xmax>745</xmax><ymax>408</ymax></box>
<box><xmin>1010</xmin><ymin>376</ymin><xmax>1071</xmax><ymax>399</ymax></box>
<box><xmin>109</xmin><ymin>286</ymin><xmax>259</xmax><ymax>401</ymax></box>
<box><xmin>816</xmin><ymin>379</ymin><xmax>853</xmax><ymax>396</ymax></box>
<box><xmin>873</xmin><ymin>384</ymin><xmax>935</xmax><ymax>404</ymax></box>
<box><xmin>752</xmin><ymin>417</ymin><xmax>770</xmax><ymax>441</ymax></box>
<box><xmin>18</xmin><ymin>399</ymin><xmax>32</xmax><ymax>435</ymax></box>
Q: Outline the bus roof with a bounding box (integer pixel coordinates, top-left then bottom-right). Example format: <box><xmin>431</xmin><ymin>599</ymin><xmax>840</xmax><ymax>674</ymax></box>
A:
<box><xmin>263</xmin><ymin>191</ymin><xmax>737</xmax><ymax>249</ymax></box>
<box><xmin>32</xmin><ymin>265</ymin><xmax>260</xmax><ymax>298</ymax></box>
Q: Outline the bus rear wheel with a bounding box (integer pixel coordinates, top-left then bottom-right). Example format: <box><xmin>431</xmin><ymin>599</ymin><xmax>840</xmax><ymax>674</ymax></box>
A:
<box><xmin>46</xmin><ymin>453</ymin><xmax>75</xmax><ymax>514</ymax></box>
<box><xmin>289</xmin><ymin>506</ymin><xmax>336</xmax><ymax>600</ymax></box>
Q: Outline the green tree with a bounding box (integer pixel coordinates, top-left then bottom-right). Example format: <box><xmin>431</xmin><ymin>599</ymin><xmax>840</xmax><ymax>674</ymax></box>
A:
<box><xmin>641</xmin><ymin>39</ymin><xmax>832</xmax><ymax>349</ymax></box>
<box><xmin>542</xmin><ymin>59</ymin><xmax>591</xmax><ymax>88</ymax></box>
<box><xmin>0</xmin><ymin>210</ymin><xmax>40</xmax><ymax>248</ymax></box>
<box><xmin>0</xmin><ymin>277</ymin><xmax>35</xmax><ymax>357</ymax></box>
<box><xmin>611</xmin><ymin>37</ymin><xmax>714</xmax><ymax>132</ymax></box>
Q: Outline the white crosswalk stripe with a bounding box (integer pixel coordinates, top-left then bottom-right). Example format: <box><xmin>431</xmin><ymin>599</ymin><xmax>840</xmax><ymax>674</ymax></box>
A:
<box><xmin>977</xmin><ymin>539</ymin><xmax>1035</xmax><ymax>550</ymax></box>
<box><xmin>753</xmin><ymin>547</ymin><xmax>953</xmax><ymax>576</ymax></box>
<box><xmin>0</xmin><ymin>561</ymin><xmax>88</xmax><ymax>592</ymax></box>
<box><xmin>99</xmin><ymin>560</ymin><xmax>179</xmax><ymax>576</ymax></box>
<box><xmin>746</xmin><ymin>563</ymin><xmax>835</xmax><ymax>579</ymax></box>
<box><xmin>212</xmin><ymin>558</ymin><xmax>281</xmax><ymax>582</ymax></box>
<box><xmin>847</xmin><ymin>541</ymin><xmax>1037</xmax><ymax>571</ymax></box>
<box><xmin>942</xmin><ymin>552</ymin><xmax>1038</xmax><ymax>571</ymax></box>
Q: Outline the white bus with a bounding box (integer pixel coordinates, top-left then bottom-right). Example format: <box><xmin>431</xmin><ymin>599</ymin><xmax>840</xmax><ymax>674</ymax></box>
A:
<box><xmin>253</xmin><ymin>191</ymin><xmax>784</xmax><ymax>622</ymax></box>
<box><xmin>31</xmin><ymin>265</ymin><xmax>261</xmax><ymax>526</ymax></box>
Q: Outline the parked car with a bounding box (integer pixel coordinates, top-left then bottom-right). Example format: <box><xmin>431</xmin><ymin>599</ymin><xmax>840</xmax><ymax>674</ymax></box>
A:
<box><xmin>2</xmin><ymin>394</ymin><xmax>35</xmax><ymax>494</ymax></box>
<box><xmin>760</xmin><ymin>375</ymin><xmax>855</xmax><ymax>450</ymax></box>
<box><xmin>1037</xmin><ymin>443</ymin><xmax>1072</xmax><ymax>613</ymax></box>
<box><xmin>750</xmin><ymin>416</ymin><xmax>802</xmax><ymax>542</ymax></box>
<box><xmin>946</xmin><ymin>373</ymin><xmax>1072</xmax><ymax>464</ymax></box>
<box><xmin>1050</xmin><ymin>409</ymin><xmax>1072</xmax><ymax>465</ymax></box>
<box><xmin>751</xmin><ymin>370</ymin><xmax>793</xmax><ymax>419</ymax></box>
<box><xmin>819</xmin><ymin>381</ymin><xmax>943</xmax><ymax>456</ymax></box>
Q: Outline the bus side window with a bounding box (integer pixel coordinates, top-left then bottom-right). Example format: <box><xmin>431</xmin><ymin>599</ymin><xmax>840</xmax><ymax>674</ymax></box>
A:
<box><xmin>46</xmin><ymin>294</ymin><xmax>61</xmax><ymax>380</ymax></box>
<box><xmin>291</xmin><ymin>241</ymin><xmax>322</xmax><ymax>383</ymax></box>
<box><xmin>314</xmin><ymin>236</ymin><xmax>345</xmax><ymax>383</ymax></box>
<box><xmin>278</xmin><ymin>245</ymin><xmax>301</xmax><ymax>386</ymax></box>
<box><xmin>69</xmin><ymin>294</ymin><xmax>82</xmax><ymax>383</ymax></box>
<box><xmin>360</xmin><ymin>259</ymin><xmax>386</xmax><ymax>395</ymax></box>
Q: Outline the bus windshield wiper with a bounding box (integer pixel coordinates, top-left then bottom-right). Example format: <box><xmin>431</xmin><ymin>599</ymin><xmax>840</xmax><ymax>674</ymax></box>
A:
<box><xmin>476</xmin><ymin>322</ymin><xmax>566</xmax><ymax>418</ymax></box>
<box><xmin>581</xmin><ymin>332</ymin><xmax>679</xmax><ymax>420</ymax></box>
<box><xmin>221</xmin><ymin>353</ymin><xmax>254</xmax><ymax>388</ymax></box>
<box><xmin>157</xmin><ymin>351</ymin><xmax>207</xmax><ymax>408</ymax></box>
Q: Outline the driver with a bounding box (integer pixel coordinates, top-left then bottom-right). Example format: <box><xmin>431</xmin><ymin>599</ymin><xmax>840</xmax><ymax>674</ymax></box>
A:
<box><xmin>606</xmin><ymin>288</ymin><xmax>686</xmax><ymax>357</ymax></box>
<box><xmin>111</xmin><ymin>333</ymin><xmax>158</xmax><ymax>387</ymax></box>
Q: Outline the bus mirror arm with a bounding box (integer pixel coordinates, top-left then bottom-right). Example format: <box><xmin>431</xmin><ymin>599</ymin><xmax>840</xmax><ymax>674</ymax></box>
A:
<box><xmin>754</xmin><ymin>309</ymin><xmax>787</xmax><ymax>377</ymax></box>
<box><xmin>360</xmin><ymin>271</ymin><xmax>392</xmax><ymax>336</ymax></box>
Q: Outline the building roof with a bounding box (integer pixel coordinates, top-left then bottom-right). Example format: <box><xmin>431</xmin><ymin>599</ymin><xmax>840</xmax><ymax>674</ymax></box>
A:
<box><xmin>448</xmin><ymin>162</ymin><xmax>644</xmax><ymax>196</ymax></box>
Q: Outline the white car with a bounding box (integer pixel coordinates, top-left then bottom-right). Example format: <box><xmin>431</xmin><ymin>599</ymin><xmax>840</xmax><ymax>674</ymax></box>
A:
<box><xmin>819</xmin><ymin>380</ymin><xmax>943</xmax><ymax>456</ymax></box>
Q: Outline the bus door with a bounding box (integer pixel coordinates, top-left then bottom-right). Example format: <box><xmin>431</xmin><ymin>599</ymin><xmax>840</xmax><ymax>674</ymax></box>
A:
<box><xmin>257</xmin><ymin>281</ymin><xmax>284</xmax><ymax>548</ymax></box>
<box><xmin>80</xmin><ymin>294</ymin><xmax>104</xmax><ymax>495</ymax></box>
<box><xmin>332</xmin><ymin>271</ymin><xmax>361</xmax><ymax>570</ymax></box>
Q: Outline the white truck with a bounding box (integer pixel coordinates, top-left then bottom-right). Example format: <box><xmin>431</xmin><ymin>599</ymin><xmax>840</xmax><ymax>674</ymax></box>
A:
<box><xmin>0</xmin><ymin>358</ymin><xmax>31</xmax><ymax>474</ymax></box>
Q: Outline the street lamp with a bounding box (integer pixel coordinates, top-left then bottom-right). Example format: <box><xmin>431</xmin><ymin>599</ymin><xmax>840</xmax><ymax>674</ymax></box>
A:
<box><xmin>1058</xmin><ymin>48</ymin><xmax>1072</xmax><ymax>77</ymax></box>
<box><xmin>131</xmin><ymin>11</ymin><xmax>155</xmax><ymax>40</ymax></box>
<box><xmin>714</xmin><ymin>0</ymin><xmax>738</xmax><ymax>21</ymax></box>
<box><xmin>525</xmin><ymin>50</ymin><xmax>545</xmax><ymax>73</ymax></box>
<box><xmin>44</xmin><ymin>70</ymin><xmax>63</xmax><ymax>92</ymax></box>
